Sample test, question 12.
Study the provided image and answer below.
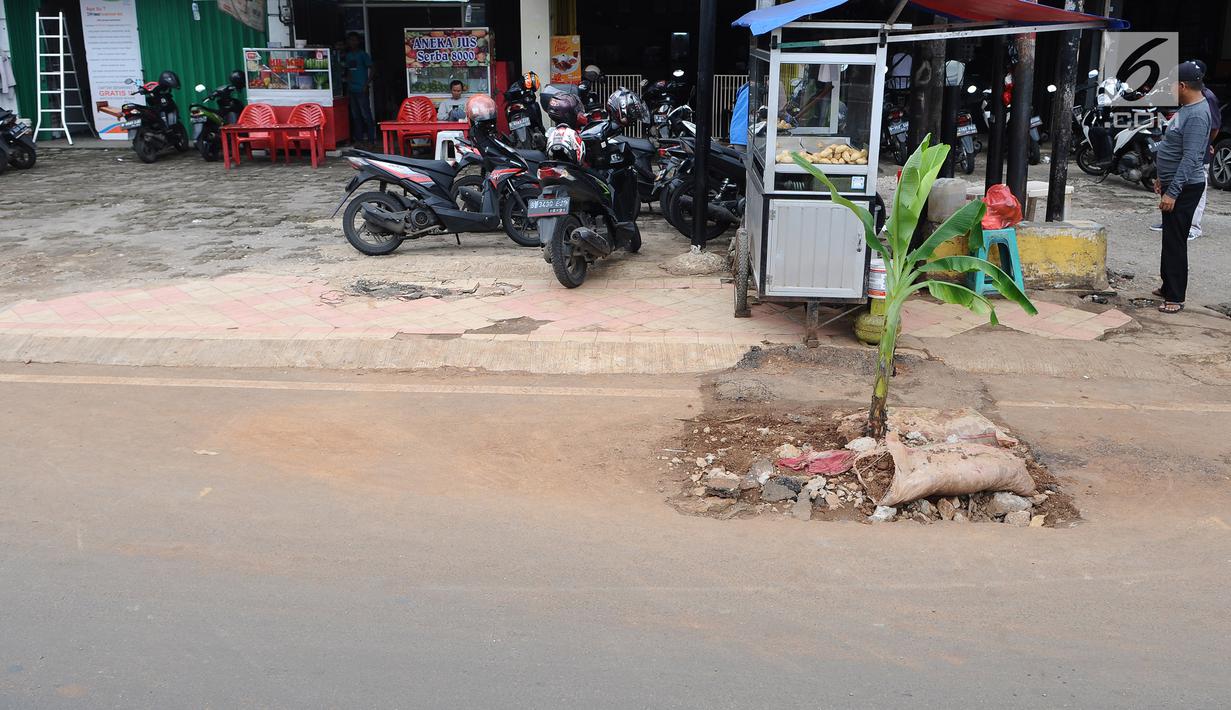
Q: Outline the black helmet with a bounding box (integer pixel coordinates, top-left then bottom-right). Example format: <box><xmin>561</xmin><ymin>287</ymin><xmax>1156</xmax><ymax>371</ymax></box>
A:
<box><xmin>545</xmin><ymin>92</ymin><xmax>584</xmax><ymax>127</ymax></box>
<box><xmin>158</xmin><ymin>70</ymin><xmax>180</xmax><ymax>90</ymax></box>
<box><xmin>606</xmin><ymin>88</ymin><xmax>646</xmax><ymax>127</ymax></box>
<box><xmin>229</xmin><ymin>70</ymin><xmax>244</xmax><ymax>89</ymax></box>
<box><xmin>583</xmin><ymin>65</ymin><xmax>603</xmax><ymax>84</ymax></box>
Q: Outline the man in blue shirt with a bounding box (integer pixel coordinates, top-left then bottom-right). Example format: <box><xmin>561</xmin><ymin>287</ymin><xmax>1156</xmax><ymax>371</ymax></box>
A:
<box><xmin>730</xmin><ymin>81</ymin><xmax>749</xmax><ymax>149</ymax></box>
<box><xmin>344</xmin><ymin>32</ymin><xmax>375</xmax><ymax>145</ymax></box>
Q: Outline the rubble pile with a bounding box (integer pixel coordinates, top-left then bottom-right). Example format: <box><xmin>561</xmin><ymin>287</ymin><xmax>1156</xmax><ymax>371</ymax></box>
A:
<box><xmin>665</xmin><ymin>407</ymin><xmax>1078</xmax><ymax>527</ymax></box>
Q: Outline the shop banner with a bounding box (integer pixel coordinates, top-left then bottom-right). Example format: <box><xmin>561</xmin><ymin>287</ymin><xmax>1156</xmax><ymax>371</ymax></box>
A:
<box><xmin>79</xmin><ymin>0</ymin><xmax>143</xmax><ymax>140</ymax></box>
<box><xmin>405</xmin><ymin>28</ymin><xmax>489</xmax><ymax>68</ymax></box>
<box><xmin>219</xmin><ymin>0</ymin><xmax>265</xmax><ymax>32</ymax></box>
<box><xmin>550</xmin><ymin>35</ymin><xmax>581</xmax><ymax>84</ymax></box>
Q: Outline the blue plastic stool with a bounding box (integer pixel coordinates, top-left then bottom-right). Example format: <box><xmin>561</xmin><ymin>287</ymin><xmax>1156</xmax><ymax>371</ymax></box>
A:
<box><xmin>968</xmin><ymin>227</ymin><xmax>1026</xmax><ymax>297</ymax></box>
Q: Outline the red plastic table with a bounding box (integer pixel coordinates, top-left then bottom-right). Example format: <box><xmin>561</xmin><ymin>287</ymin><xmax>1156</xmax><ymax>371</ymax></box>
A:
<box><xmin>221</xmin><ymin>124</ymin><xmax>325</xmax><ymax>169</ymax></box>
<box><xmin>378</xmin><ymin>121</ymin><xmax>469</xmax><ymax>155</ymax></box>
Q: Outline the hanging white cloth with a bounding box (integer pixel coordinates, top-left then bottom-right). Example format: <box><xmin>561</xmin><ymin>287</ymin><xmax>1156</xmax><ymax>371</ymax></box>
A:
<box><xmin>0</xmin><ymin>52</ymin><xmax>16</xmax><ymax>95</ymax></box>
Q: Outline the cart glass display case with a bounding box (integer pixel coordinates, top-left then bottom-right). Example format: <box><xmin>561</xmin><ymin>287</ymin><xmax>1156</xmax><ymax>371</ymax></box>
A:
<box><xmin>244</xmin><ymin>48</ymin><xmax>334</xmax><ymax>107</ymax></box>
<box><xmin>744</xmin><ymin>26</ymin><xmax>886</xmax><ymax>302</ymax></box>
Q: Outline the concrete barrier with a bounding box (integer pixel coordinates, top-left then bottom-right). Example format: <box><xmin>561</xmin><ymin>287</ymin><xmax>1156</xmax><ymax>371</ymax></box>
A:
<box><xmin>928</xmin><ymin>220</ymin><xmax>1107</xmax><ymax>291</ymax></box>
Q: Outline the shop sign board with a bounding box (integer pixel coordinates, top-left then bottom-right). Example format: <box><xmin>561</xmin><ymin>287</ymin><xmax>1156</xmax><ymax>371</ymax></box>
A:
<box><xmin>79</xmin><ymin>0</ymin><xmax>143</xmax><ymax>140</ymax></box>
<box><xmin>404</xmin><ymin>28</ymin><xmax>491</xmax><ymax>97</ymax></box>
<box><xmin>550</xmin><ymin>35</ymin><xmax>581</xmax><ymax>84</ymax></box>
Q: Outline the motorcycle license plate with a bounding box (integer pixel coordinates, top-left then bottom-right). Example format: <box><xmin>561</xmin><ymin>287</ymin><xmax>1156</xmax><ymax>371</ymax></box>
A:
<box><xmin>653</xmin><ymin>114</ymin><xmax>668</xmax><ymax>124</ymax></box>
<box><xmin>956</xmin><ymin>124</ymin><xmax>978</xmax><ymax>137</ymax></box>
<box><xmin>190</xmin><ymin>115</ymin><xmax>207</xmax><ymax>124</ymax></box>
<box><xmin>888</xmin><ymin>121</ymin><xmax>908</xmax><ymax>136</ymax></box>
<box><xmin>509</xmin><ymin>116</ymin><xmax>530</xmax><ymax>130</ymax></box>
<box><xmin>527</xmin><ymin>196</ymin><xmax>570</xmax><ymax>218</ymax></box>
<box><xmin>120</xmin><ymin>119</ymin><xmax>141</xmax><ymax>129</ymax></box>
<box><xmin>12</xmin><ymin>124</ymin><xmax>30</xmax><ymax>139</ymax></box>
<box><xmin>1030</xmin><ymin>116</ymin><xmax>1043</xmax><ymax>128</ymax></box>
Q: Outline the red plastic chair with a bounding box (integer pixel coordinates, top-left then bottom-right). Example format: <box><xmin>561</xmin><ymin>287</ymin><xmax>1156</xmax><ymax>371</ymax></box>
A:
<box><xmin>284</xmin><ymin>103</ymin><xmax>327</xmax><ymax>167</ymax></box>
<box><xmin>233</xmin><ymin>103</ymin><xmax>279</xmax><ymax>163</ymax></box>
<box><xmin>395</xmin><ymin>96</ymin><xmax>438</xmax><ymax>154</ymax></box>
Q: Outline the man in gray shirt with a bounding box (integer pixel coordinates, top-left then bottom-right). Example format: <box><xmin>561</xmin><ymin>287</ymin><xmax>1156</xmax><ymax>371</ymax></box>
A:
<box><xmin>1153</xmin><ymin>61</ymin><xmax>1211</xmax><ymax>313</ymax></box>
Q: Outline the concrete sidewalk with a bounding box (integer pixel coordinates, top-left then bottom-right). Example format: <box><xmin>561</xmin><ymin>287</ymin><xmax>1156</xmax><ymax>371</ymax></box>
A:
<box><xmin>0</xmin><ymin>273</ymin><xmax>1133</xmax><ymax>373</ymax></box>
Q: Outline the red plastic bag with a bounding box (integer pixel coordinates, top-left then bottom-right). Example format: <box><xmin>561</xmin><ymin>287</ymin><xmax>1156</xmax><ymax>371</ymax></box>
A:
<box><xmin>982</xmin><ymin>184</ymin><xmax>1023</xmax><ymax>230</ymax></box>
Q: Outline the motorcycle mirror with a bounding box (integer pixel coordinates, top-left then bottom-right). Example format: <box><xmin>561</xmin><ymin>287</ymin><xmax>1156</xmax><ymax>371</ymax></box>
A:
<box><xmin>1088</xmin><ymin>69</ymin><xmax>1100</xmax><ymax>79</ymax></box>
<box><xmin>1047</xmin><ymin>84</ymin><xmax>1057</xmax><ymax>93</ymax></box>
<box><xmin>672</xmin><ymin>69</ymin><xmax>684</xmax><ymax>78</ymax></box>
<box><xmin>195</xmin><ymin>84</ymin><xmax>206</xmax><ymax>92</ymax></box>
<box><xmin>966</xmin><ymin>84</ymin><xmax>977</xmax><ymax>94</ymax></box>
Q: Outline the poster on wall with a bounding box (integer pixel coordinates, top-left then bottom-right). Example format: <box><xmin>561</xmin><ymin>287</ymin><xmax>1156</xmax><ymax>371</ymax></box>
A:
<box><xmin>550</xmin><ymin>36</ymin><xmax>581</xmax><ymax>84</ymax></box>
<box><xmin>403</xmin><ymin>28</ymin><xmax>491</xmax><ymax>97</ymax></box>
<box><xmin>219</xmin><ymin>0</ymin><xmax>264</xmax><ymax>32</ymax></box>
<box><xmin>79</xmin><ymin>0</ymin><xmax>144</xmax><ymax>140</ymax></box>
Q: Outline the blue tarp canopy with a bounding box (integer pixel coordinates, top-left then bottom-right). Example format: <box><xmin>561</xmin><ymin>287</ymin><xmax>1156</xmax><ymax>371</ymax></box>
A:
<box><xmin>733</xmin><ymin>0</ymin><xmax>1129</xmax><ymax>35</ymax></box>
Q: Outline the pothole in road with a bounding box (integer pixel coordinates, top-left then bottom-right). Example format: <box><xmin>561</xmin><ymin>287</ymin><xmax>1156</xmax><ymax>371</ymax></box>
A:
<box><xmin>659</xmin><ymin>405</ymin><xmax>1081</xmax><ymax>528</ymax></box>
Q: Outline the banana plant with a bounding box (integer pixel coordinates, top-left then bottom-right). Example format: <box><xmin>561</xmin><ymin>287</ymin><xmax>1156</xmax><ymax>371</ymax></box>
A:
<box><xmin>791</xmin><ymin>136</ymin><xmax>1037</xmax><ymax>438</ymax></box>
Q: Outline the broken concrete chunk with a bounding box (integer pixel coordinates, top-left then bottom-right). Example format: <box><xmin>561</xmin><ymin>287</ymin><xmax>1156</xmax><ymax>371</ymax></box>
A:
<box><xmin>868</xmin><ymin>505</ymin><xmax>897</xmax><ymax>523</ymax></box>
<box><xmin>845</xmin><ymin>436</ymin><xmax>877</xmax><ymax>452</ymax></box>
<box><xmin>760</xmin><ymin>476</ymin><xmax>802</xmax><ymax>503</ymax></box>
<box><xmin>1030</xmin><ymin>514</ymin><xmax>1047</xmax><ymax>528</ymax></box>
<box><xmin>985</xmin><ymin>492</ymin><xmax>1033</xmax><ymax>517</ymax></box>
<box><xmin>1003</xmin><ymin>510</ymin><xmax>1031</xmax><ymax>527</ymax></box>
<box><xmin>791</xmin><ymin>497</ymin><xmax>814</xmax><ymax>521</ymax></box>
<box><xmin>702</xmin><ymin>468</ymin><xmax>742</xmax><ymax>498</ymax></box>
<box><xmin>774</xmin><ymin>443</ymin><xmax>802</xmax><ymax>460</ymax></box>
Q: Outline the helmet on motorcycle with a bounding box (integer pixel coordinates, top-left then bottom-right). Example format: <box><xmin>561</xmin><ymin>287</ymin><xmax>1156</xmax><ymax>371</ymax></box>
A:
<box><xmin>583</xmin><ymin>65</ymin><xmax>603</xmax><ymax>83</ymax></box>
<box><xmin>158</xmin><ymin>70</ymin><xmax>180</xmax><ymax>90</ymax></box>
<box><xmin>522</xmin><ymin>71</ymin><xmax>541</xmax><ymax>92</ymax></box>
<box><xmin>545</xmin><ymin>92</ymin><xmax>584</xmax><ymax>127</ymax></box>
<box><xmin>465</xmin><ymin>94</ymin><xmax>498</xmax><ymax>124</ymax></box>
<box><xmin>229</xmin><ymin>70</ymin><xmax>245</xmax><ymax>90</ymax></box>
<box><xmin>606</xmin><ymin>88</ymin><xmax>647</xmax><ymax>127</ymax></box>
<box><xmin>545</xmin><ymin>125</ymin><xmax>584</xmax><ymax>164</ymax></box>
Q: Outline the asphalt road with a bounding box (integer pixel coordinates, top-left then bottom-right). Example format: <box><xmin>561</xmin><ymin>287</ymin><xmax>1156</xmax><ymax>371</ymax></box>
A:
<box><xmin>2</xmin><ymin>364</ymin><xmax>1230</xmax><ymax>709</ymax></box>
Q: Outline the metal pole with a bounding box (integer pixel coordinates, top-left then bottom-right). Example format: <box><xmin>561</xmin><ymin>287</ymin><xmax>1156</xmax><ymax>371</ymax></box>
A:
<box><xmin>1046</xmin><ymin>0</ymin><xmax>1083</xmax><ymax>222</ymax></box>
<box><xmin>1006</xmin><ymin>31</ymin><xmax>1035</xmax><ymax>208</ymax></box>
<box><xmin>940</xmin><ymin>58</ymin><xmax>958</xmax><ymax>178</ymax></box>
<box><xmin>985</xmin><ymin>36</ymin><xmax>1007</xmax><ymax>189</ymax></box>
<box><xmin>691</xmin><ymin>0</ymin><xmax>717</xmax><ymax>249</ymax></box>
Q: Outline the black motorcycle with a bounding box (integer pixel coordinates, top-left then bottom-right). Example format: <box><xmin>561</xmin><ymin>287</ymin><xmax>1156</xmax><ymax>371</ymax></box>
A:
<box><xmin>189</xmin><ymin>71</ymin><xmax>245</xmax><ymax>162</ymax></box>
<box><xmin>662</xmin><ymin>138</ymin><xmax>745</xmax><ymax>240</ymax></box>
<box><xmin>642</xmin><ymin>72</ymin><xmax>695</xmax><ymax>139</ymax></box>
<box><xmin>504</xmin><ymin>72</ymin><xmax>546</xmax><ymax>150</ymax></box>
<box><xmin>952</xmin><ymin>109</ymin><xmax>978</xmax><ymax>175</ymax></box>
<box><xmin>336</xmin><ymin>143</ymin><xmax>541</xmax><ymax>255</ymax></box>
<box><xmin>530</xmin><ymin>119</ymin><xmax>641</xmax><ymax>288</ymax></box>
<box><xmin>121</xmin><ymin>71</ymin><xmax>188</xmax><ymax>163</ymax></box>
<box><xmin>0</xmin><ymin>107</ymin><xmax>37</xmax><ymax>173</ymax></box>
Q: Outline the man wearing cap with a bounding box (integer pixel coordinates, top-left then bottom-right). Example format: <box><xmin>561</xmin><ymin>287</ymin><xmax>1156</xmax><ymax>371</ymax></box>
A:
<box><xmin>1150</xmin><ymin>59</ymin><xmax>1220</xmax><ymax>239</ymax></box>
<box><xmin>1152</xmin><ymin>61</ymin><xmax>1211</xmax><ymax>314</ymax></box>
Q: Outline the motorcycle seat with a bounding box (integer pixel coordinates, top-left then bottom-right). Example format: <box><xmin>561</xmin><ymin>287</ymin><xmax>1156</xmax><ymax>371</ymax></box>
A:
<box><xmin>515</xmin><ymin>148</ymin><xmax>546</xmax><ymax>165</ymax></box>
<box><xmin>621</xmin><ymin>136</ymin><xmax>656</xmax><ymax>154</ymax></box>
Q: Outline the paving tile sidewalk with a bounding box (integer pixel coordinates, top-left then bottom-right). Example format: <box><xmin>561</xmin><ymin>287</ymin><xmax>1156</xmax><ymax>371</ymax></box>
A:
<box><xmin>0</xmin><ymin>273</ymin><xmax>1133</xmax><ymax>345</ymax></box>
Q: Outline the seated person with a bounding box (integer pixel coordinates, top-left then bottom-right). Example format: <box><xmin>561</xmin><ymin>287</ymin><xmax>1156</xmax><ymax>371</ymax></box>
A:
<box><xmin>437</xmin><ymin>80</ymin><xmax>468</xmax><ymax>122</ymax></box>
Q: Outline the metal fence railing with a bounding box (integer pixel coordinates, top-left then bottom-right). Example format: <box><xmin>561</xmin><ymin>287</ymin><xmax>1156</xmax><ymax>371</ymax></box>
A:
<box><xmin>712</xmin><ymin>74</ymin><xmax>747</xmax><ymax>142</ymax></box>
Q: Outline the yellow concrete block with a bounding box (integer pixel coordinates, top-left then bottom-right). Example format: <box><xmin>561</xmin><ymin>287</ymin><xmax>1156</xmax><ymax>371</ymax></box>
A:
<box><xmin>922</xmin><ymin>220</ymin><xmax>1106</xmax><ymax>290</ymax></box>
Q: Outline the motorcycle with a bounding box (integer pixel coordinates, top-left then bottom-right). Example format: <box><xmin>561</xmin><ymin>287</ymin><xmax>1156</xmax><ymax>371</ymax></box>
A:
<box><xmin>529</xmin><ymin>120</ymin><xmax>642</xmax><ymax>288</ymax></box>
<box><xmin>662</xmin><ymin>138</ymin><xmax>745</xmax><ymax>240</ymax></box>
<box><xmin>1073</xmin><ymin>74</ymin><xmax>1164</xmax><ymax>190</ymax></box>
<box><xmin>189</xmin><ymin>73</ymin><xmax>245</xmax><ymax>162</ymax></box>
<box><xmin>884</xmin><ymin>105</ymin><xmax>910</xmax><ymax>166</ymax></box>
<box><xmin>0</xmin><ymin>107</ymin><xmax>37</xmax><ymax>173</ymax></box>
<box><xmin>465</xmin><ymin>120</ymin><xmax>548</xmax><ymax>244</ymax></box>
<box><xmin>643</xmin><ymin>71</ymin><xmax>696</xmax><ymax>139</ymax></box>
<box><xmin>120</xmin><ymin>72</ymin><xmax>188</xmax><ymax>163</ymax></box>
<box><xmin>504</xmin><ymin>71</ymin><xmax>547</xmax><ymax>150</ymax></box>
<box><xmin>977</xmin><ymin>73</ymin><xmax>1044</xmax><ymax>165</ymax></box>
<box><xmin>952</xmin><ymin>109</ymin><xmax>978</xmax><ymax>175</ymax></box>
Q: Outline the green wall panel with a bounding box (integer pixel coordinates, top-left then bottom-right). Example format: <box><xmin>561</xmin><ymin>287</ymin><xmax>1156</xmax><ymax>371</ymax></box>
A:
<box><xmin>134</xmin><ymin>0</ymin><xmax>266</xmax><ymax>128</ymax></box>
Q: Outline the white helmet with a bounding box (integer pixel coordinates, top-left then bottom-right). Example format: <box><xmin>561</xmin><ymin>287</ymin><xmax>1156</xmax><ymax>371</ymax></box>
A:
<box><xmin>545</xmin><ymin>124</ymin><xmax>584</xmax><ymax>164</ymax></box>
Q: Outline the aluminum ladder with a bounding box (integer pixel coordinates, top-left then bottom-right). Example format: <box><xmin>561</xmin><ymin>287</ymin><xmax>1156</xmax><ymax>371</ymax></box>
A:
<box><xmin>33</xmin><ymin>12</ymin><xmax>94</xmax><ymax>144</ymax></box>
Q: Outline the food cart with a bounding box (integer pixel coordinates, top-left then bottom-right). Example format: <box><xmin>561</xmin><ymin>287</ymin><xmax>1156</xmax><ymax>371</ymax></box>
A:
<box><xmin>243</xmin><ymin>47</ymin><xmax>347</xmax><ymax>149</ymax></box>
<box><xmin>729</xmin><ymin>0</ymin><xmax>1125</xmax><ymax>326</ymax></box>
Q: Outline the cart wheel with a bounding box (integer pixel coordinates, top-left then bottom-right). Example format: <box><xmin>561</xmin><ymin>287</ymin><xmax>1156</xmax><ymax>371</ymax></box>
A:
<box><xmin>734</xmin><ymin>225</ymin><xmax>751</xmax><ymax>318</ymax></box>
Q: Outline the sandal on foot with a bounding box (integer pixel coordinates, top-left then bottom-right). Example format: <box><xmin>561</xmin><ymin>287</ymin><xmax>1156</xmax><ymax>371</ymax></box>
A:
<box><xmin>1158</xmin><ymin>302</ymin><xmax>1184</xmax><ymax>314</ymax></box>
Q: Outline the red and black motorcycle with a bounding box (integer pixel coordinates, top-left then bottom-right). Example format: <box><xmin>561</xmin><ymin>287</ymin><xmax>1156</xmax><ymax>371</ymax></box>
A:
<box><xmin>120</xmin><ymin>70</ymin><xmax>188</xmax><ymax>163</ymax></box>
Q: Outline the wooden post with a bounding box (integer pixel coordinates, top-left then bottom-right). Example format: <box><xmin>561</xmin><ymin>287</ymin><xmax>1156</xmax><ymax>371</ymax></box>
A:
<box><xmin>1047</xmin><ymin>0</ymin><xmax>1083</xmax><ymax>222</ymax></box>
<box><xmin>691</xmin><ymin>0</ymin><xmax>717</xmax><ymax>249</ymax></box>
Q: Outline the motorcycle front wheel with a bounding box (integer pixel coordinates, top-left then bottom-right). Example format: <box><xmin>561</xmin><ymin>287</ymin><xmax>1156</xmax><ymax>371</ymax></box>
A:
<box><xmin>668</xmin><ymin>181</ymin><xmax>731</xmax><ymax>242</ymax></box>
<box><xmin>342</xmin><ymin>191</ymin><xmax>406</xmax><ymax>256</ymax></box>
<box><xmin>550</xmin><ymin>214</ymin><xmax>589</xmax><ymax>288</ymax></box>
<box><xmin>1075</xmin><ymin>145</ymin><xmax>1107</xmax><ymax>176</ymax></box>
<box><xmin>500</xmin><ymin>186</ymin><xmax>540</xmax><ymax>247</ymax></box>
<box><xmin>8</xmin><ymin>142</ymin><xmax>35</xmax><ymax>170</ymax></box>
<box><xmin>132</xmin><ymin>131</ymin><xmax>159</xmax><ymax>163</ymax></box>
<box><xmin>172</xmin><ymin>124</ymin><xmax>190</xmax><ymax>153</ymax></box>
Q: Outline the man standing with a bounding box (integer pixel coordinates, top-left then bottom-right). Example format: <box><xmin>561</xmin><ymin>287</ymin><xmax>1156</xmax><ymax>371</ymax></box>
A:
<box><xmin>1151</xmin><ymin>59</ymin><xmax>1220</xmax><ymax>239</ymax></box>
<box><xmin>344</xmin><ymin>32</ymin><xmax>375</xmax><ymax>146</ymax></box>
<box><xmin>1153</xmin><ymin>61</ymin><xmax>1211</xmax><ymax>314</ymax></box>
<box><xmin>437</xmin><ymin>81</ymin><xmax>467</xmax><ymax>122</ymax></box>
